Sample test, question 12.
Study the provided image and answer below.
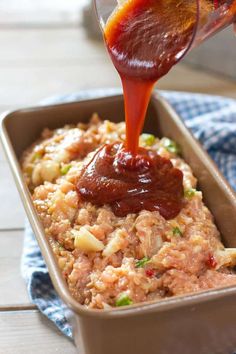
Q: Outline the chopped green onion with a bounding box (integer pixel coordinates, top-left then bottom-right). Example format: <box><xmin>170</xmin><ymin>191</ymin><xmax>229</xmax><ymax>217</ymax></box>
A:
<box><xmin>172</xmin><ymin>227</ymin><xmax>183</xmax><ymax>237</ymax></box>
<box><xmin>163</xmin><ymin>138</ymin><xmax>181</xmax><ymax>155</ymax></box>
<box><xmin>184</xmin><ymin>188</ymin><xmax>197</xmax><ymax>198</ymax></box>
<box><xmin>140</xmin><ymin>134</ymin><xmax>155</xmax><ymax>146</ymax></box>
<box><xmin>60</xmin><ymin>164</ymin><xmax>72</xmax><ymax>175</ymax></box>
<box><xmin>115</xmin><ymin>293</ymin><xmax>133</xmax><ymax>307</ymax></box>
<box><xmin>135</xmin><ymin>257</ymin><xmax>150</xmax><ymax>268</ymax></box>
<box><xmin>32</xmin><ymin>151</ymin><xmax>43</xmax><ymax>162</ymax></box>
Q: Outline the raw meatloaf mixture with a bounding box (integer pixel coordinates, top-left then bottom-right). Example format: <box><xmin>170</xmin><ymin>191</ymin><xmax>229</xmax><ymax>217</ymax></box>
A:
<box><xmin>22</xmin><ymin>115</ymin><xmax>236</xmax><ymax>309</ymax></box>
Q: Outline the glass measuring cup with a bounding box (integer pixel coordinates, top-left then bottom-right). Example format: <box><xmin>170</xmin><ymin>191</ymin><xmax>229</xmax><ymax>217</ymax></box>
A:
<box><xmin>94</xmin><ymin>0</ymin><xmax>236</xmax><ymax>64</ymax></box>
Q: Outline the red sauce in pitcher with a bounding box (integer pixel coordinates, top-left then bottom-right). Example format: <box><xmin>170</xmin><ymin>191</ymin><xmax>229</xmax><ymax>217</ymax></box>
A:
<box><xmin>104</xmin><ymin>0</ymin><xmax>197</xmax><ymax>154</ymax></box>
<box><xmin>77</xmin><ymin>0</ymin><xmax>199</xmax><ymax>218</ymax></box>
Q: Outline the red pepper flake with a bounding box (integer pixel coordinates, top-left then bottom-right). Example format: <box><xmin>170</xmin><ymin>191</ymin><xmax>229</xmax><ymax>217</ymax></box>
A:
<box><xmin>145</xmin><ymin>269</ymin><xmax>155</xmax><ymax>277</ymax></box>
<box><xmin>206</xmin><ymin>254</ymin><xmax>217</xmax><ymax>269</ymax></box>
<box><xmin>214</xmin><ymin>0</ymin><xmax>219</xmax><ymax>9</ymax></box>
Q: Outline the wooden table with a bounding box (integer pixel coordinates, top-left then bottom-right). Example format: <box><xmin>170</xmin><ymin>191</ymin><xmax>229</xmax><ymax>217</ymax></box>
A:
<box><xmin>0</xmin><ymin>16</ymin><xmax>236</xmax><ymax>353</ymax></box>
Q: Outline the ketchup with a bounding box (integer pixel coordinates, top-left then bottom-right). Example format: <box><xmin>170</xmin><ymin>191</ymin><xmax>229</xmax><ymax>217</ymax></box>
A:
<box><xmin>77</xmin><ymin>0</ymin><xmax>196</xmax><ymax>218</ymax></box>
<box><xmin>77</xmin><ymin>143</ymin><xmax>183</xmax><ymax>219</ymax></box>
<box><xmin>104</xmin><ymin>0</ymin><xmax>197</xmax><ymax>154</ymax></box>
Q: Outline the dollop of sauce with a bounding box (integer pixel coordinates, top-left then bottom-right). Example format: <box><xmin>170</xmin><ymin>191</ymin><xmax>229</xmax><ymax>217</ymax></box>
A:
<box><xmin>77</xmin><ymin>143</ymin><xmax>183</xmax><ymax>219</ymax></box>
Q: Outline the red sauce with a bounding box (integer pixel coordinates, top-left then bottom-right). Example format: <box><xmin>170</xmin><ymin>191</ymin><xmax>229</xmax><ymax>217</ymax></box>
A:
<box><xmin>145</xmin><ymin>269</ymin><xmax>155</xmax><ymax>277</ymax></box>
<box><xmin>214</xmin><ymin>0</ymin><xmax>219</xmax><ymax>8</ymax></box>
<box><xmin>77</xmin><ymin>143</ymin><xmax>183</xmax><ymax>219</ymax></box>
<box><xmin>104</xmin><ymin>0</ymin><xmax>197</xmax><ymax>154</ymax></box>
<box><xmin>77</xmin><ymin>0</ymin><xmax>198</xmax><ymax>218</ymax></box>
<box><xmin>206</xmin><ymin>254</ymin><xmax>217</xmax><ymax>269</ymax></box>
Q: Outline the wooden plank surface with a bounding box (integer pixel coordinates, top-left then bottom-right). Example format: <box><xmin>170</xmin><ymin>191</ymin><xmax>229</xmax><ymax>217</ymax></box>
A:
<box><xmin>0</xmin><ymin>29</ymin><xmax>105</xmax><ymax>62</ymax></box>
<box><xmin>0</xmin><ymin>142</ymin><xmax>5</xmax><ymax>162</ymax></box>
<box><xmin>0</xmin><ymin>59</ymin><xmax>235</xmax><ymax>108</ymax></box>
<box><xmin>0</xmin><ymin>28</ymin><xmax>235</xmax><ymax>108</ymax></box>
<box><xmin>0</xmin><ymin>0</ymin><xmax>86</xmax><ymax>27</ymax></box>
<box><xmin>0</xmin><ymin>311</ymin><xmax>77</xmax><ymax>354</ymax></box>
<box><xmin>0</xmin><ymin>161</ymin><xmax>26</xmax><ymax>229</ymax></box>
<box><xmin>0</xmin><ymin>230</ymin><xmax>32</xmax><ymax>308</ymax></box>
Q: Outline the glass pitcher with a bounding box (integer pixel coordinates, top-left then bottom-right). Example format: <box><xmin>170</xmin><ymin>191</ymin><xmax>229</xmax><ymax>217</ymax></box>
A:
<box><xmin>94</xmin><ymin>0</ymin><xmax>236</xmax><ymax>64</ymax></box>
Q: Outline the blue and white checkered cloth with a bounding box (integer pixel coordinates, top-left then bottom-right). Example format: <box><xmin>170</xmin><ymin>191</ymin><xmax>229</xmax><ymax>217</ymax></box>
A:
<box><xmin>21</xmin><ymin>89</ymin><xmax>236</xmax><ymax>340</ymax></box>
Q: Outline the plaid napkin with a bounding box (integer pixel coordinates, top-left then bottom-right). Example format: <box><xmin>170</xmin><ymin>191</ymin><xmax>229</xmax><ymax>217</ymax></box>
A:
<box><xmin>21</xmin><ymin>89</ymin><xmax>236</xmax><ymax>340</ymax></box>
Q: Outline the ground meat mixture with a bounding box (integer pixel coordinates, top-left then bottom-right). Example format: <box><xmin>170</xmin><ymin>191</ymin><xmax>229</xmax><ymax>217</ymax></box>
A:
<box><xmin>21</xmin><ymin>114</ymin><xmax>236</xmax><ymax>309</ymax></box>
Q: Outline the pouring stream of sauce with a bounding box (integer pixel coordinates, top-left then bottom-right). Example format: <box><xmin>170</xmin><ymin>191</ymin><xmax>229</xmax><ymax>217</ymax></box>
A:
<box><xmin>77</xmin><ymin>0</ymin><xmax>206</xmax><ymax>218</ymax></box>
<box><xmin>104</xmin><ymin>0</ymin><xmax>198</xmax><ymax>153</ymax></box>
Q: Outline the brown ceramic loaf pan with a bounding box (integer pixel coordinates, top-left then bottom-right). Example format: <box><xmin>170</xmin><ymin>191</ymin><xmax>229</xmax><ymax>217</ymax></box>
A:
<box><xmin>1</xmin><ymin>92</ymin><xmax>236</xmax><ymax>354</ymax></box>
